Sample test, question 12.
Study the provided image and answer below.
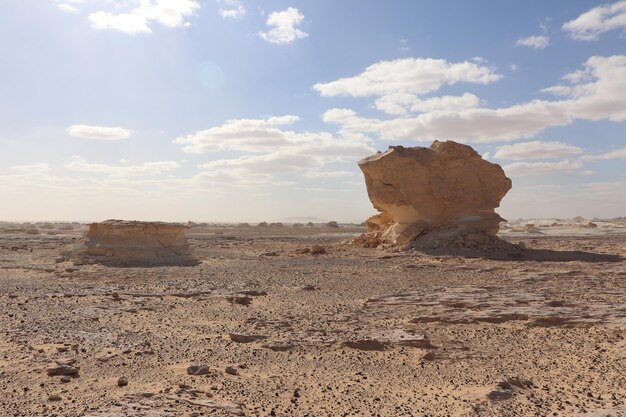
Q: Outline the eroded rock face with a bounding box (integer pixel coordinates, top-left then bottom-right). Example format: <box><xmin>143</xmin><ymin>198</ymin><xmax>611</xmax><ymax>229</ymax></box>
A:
<box><xmin>358</xmin><ymin>141</ymin><xmax>511</xmax><ymax>246</ymax></box>
<box><xmin>82</xmin><ymin>220</ymin><xmax>196</xmax><ymax>266</ymax></box>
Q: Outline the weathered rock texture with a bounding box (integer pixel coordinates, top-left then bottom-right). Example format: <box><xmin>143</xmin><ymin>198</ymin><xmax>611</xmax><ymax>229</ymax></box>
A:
<box><xmin>357</xmin><ymin>141</ymin><xmax>511</xmax><ymax>247</ymax></box>
<box><xmin>82</xmin><ymin>220</ymin><xmax>196</xmax><ymax>266</ymax></box>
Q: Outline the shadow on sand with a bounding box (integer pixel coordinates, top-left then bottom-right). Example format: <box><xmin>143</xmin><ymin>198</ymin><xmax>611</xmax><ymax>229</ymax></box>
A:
<box><xmin>506</xmin><ymin>248</ymin><xmax>622</xmax><ymax>262</ymax></box>
<box><xmin>412</xmin><ymin>240</ymin><xmax>624</xmax><ymax>262</ymax></box>
<box><xmin>73</xmin><ymin>257</ymin><xmax>200</xmax><ymax>268</ymax></box>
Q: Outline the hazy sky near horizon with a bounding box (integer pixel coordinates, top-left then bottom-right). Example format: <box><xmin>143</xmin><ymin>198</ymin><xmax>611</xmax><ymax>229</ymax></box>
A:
<box><xmin>1</xmin><ymin>0</ymin><xmax>625</xmax><ymax>222</ymax></box>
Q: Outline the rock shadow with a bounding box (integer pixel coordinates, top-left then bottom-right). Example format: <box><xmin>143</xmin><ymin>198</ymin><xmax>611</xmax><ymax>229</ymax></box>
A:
<box><xmin>514</xmin><ymin>248</ymin><xmax>622</xmax><ymax>262</ymax></box>
<box><xmin>94</xmin><ymin>260</ymin><xmax>200</xmax><ymax>268</ymax></box>
<box><xmin>74</xmin><ymin>256</ymin><xmax>200</xmax><ymax>268</ymax></box>
<box><xmin>412</xmin><ymin>241</ymin><xmax>623</xmax><ymax>262</ymax></box>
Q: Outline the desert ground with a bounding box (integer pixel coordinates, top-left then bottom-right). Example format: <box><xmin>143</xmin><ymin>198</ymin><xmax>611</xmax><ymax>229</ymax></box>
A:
<box><xmin>1</xmin><ymin>220</ymin><xmax>625</xmax><ymax>416</ymax></box>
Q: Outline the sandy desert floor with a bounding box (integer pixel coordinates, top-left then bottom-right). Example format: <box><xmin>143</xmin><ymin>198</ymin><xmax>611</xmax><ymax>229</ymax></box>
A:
<box><xmin>1</xmin><ymin>222</ymin><xmax>625</xmax><ymax>416</ymax></box>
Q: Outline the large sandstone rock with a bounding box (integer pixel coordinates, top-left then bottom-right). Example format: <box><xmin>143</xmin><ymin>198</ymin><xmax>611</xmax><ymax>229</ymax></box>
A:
<box><xmin>358</xmin><ymin>141</ymin><xmax>511</xmax><ymax>247</ymax></box>
<box><xmin>82</xmin><ymin>220</ymin><xmax>196</xmax><ymax>266</ymax></box>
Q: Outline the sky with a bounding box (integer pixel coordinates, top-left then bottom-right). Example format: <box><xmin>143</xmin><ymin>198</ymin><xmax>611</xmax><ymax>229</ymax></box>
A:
<box><xmin>0</xmin><ymin>0</ymin><xmax>625</xmax><ymax>222</ymax></box>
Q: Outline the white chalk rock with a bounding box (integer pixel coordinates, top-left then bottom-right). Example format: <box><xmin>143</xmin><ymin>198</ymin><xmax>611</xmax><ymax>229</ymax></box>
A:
<box><xmin>358</xmin><ymin>141</ymin><xmax>511</xmax><ymax>245</ymax></box>
<box><xmin>83</xmin><ymin>220</ymin><xmax>196</xmax><ymax>266</ymax></box>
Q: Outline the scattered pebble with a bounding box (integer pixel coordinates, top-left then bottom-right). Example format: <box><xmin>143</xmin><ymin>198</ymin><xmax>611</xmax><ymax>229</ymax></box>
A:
<box><xmin>47</xmin><ymin>365</ymin><xmax>79</xmax><ymax>377</ymax></box>
<box><xmin>224</xmin><ymin>366</ymin><xmax>238</xmax><ymax>376</ymax></box>
<box><xmin>187</xmin><ymin>365</ymin><xmax>211</xmax><ymax>376</ymax></box>
<box><xmin>309</xmin><ymin>245</ymin><xmax>326</xmax><ymax>255</ymax></box>
<box><xmin>228</xmin><ymin>333</ymin><xmax>267</xmax><ymax>343</ymax></box>
<box><xmin>226</xmin><ymin>296</ymin><xmax>253</xmax><ymax>306</ymax></box>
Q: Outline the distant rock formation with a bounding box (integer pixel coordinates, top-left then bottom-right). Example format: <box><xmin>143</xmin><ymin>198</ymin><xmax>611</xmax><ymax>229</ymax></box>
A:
<box><xmin>356</xmin><ymin>141</ymin><xmax>512</xmax><ymax>249</ymax></box>
<box><xmin>81</xmin><ymin>220</ymin><xmax>197</xmax><ymax>266</ymax></box>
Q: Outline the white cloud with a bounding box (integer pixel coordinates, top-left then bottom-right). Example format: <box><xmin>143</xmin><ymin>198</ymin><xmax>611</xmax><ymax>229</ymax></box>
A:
<box><xmin>563</xmin><ymin>68</ymin><xmax>592</xmax><ymax>83</ymax></box>
<box><xmin>510</xmin><ymin>64</ymin><xmax>519</xmax><ymax>71</ymax></box>
<box><xmin>67</xmin><ymin>124</ymin><xmax>133</xmax><ymax>141</ymax></box>
<box><xmin>88</xmin><ymin>11</ymin><xmax>152</xmax><ymax>34</ymax></box>
<box><xmin>175</xmin><ymin>115</ymin><xmax>375</xmax><ymax>180</ymax></box>
<box><xmin>193</xmin><ymin>133</ymin><xmax>373</xmax><ymax>174</ymax></box>
<box><xmin>561</xmin><ymin>55</ymin><xmax>626</xmax><ymax>121</ymax></box>
<box><xmin>314</xmin><ymin>57</ymin><xmax>502</xmax><ymax>98</ymax></box>
<box><xmin>320</xmin><ymin>55</ymin><xmax>626</xmax><ymax>143</ymax></box>
<box><xmin>0</xmin><ymin>169</ymin><xmax>373</xmax><ymax>222</ymax></box>
<box><xmin>9</xmin><ymin>163</ymin><xmax>50</xmax><ymax>173</ymax></box>
<box><xmin>501</xmin><ymin>181</ymin><xmax>626</xmax><ymax>219</ymax></box>
<box><xmin>87</xmin><ymin>0</ymin><xmax>200</xmax><ymax>34</ymax></box>
<box><xmin>540</xmin><ymin>85</ymin><xmax>572</xmax><ymax>96</ymax></box>
<box><xmin>259</xmin><ymin>7</ymin><xmax>308</xmax><ymax>44</ymax></box>
<box><xmin>57</xmin><ymin>3</ymin><xmax>79</xmax><ymax>14</ymax></box>
<box><xmin>503</xmin><ymin>159</ymin><xmax>583</xmax><ymax>176</ymax></box>
<box><xmin>219</xmin><ymin>0</ymin><xmax>246</xmax><ymax>19</ymax></box>
<box><xmin>374</xmin><ymin>92</ymin><xmax>483</xmax><ymax>116</ymax></box>
<box><xmin>580</xmin><ymin>169</ymin><xmax>595</xmax><ymax>176</ymax></box>
<box><xmin>135</xmin><ymin>0</ymin><xmax>199</xmax><ymax>28</ymax></box>
<box><xmin>580</xmin><ymin>147</ymin><xmax>626</xmax><ymax>160</ymax></box>
<box><xmin>64</xmin><ymin>156</ymin><xmax>180</xmax><ymax>177</ymax></box>
<box><xmin>199</xmin><ymin>153</ymin><xmax>322</xmax><ymax>174</ymax></box>
<box><xmin>322</xmin><ymin>101</ymin><xmax>571</xmax><ymax>143</ymax></box>
<box><xmin>494</xmin><ymin>141</ymin><xmax>583</xmax><ymax>160</ymax></box>
<box><xmin>581</xmin><ymin>181</ymin><xmax>626</xmax><ymax>201</ymax></box>
<box><xmin>303</xmin><ymin>170</ymin><xmax>355</xmax><ymax>179</ymax></box>
<box><xmin>399</xmin><ymin>38</ymin><xmax>410</xmax><ymax>52</ymax></box>
<box><xmin>174</xmin><ymin>115</ymin><xmax>301</xmax><ymax>153</ymax></box>
<box><xmin>516</xmin><ymin>35</ymin><xmax>550</xmax><ymax>49</ymax></box>
<box><xmin>563</xmin><ymin>0</ymin><xmax>626</xmax><ymax>40</ymax></box>
<box><xmin>314</xmin><ymin>57</ymin><xmax>501</xmax><ymax>116</ymax></box>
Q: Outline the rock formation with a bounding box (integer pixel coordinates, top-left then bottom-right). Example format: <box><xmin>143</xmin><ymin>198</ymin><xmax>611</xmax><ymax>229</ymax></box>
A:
<box><xmin>81</xmin><ymin>220</ymin><xmax>197</xmax><ymax>266</ymax></box>
<box><xmin>357</xmin><ymin>141</ymin><xmax>511</xmax><ymax>248</ymax></box>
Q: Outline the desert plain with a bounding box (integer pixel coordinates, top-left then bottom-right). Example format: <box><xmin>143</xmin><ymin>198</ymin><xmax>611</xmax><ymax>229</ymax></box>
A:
<box><xmin>0</xmin><ymin>219</ymin><xmax>625</xmax><ymax>417</ymax></box>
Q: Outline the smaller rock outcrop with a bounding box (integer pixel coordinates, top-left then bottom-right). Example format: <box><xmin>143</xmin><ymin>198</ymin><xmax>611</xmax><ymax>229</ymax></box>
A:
<box><xmin>81</xmin><ymin>220</ymin><xmax>197</xmax><ymax>266</ymax></box>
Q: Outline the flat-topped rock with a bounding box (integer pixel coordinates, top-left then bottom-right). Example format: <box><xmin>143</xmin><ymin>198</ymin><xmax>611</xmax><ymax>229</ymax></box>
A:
<box><xmin>357</xmin><ymin>141</ymin><xmax>511</xmax><ymax>247</ymax></box>
<box><xmin>82</xmin><ymin>220</ymin><xmax>197</xmax><ymax>266</ymax></box>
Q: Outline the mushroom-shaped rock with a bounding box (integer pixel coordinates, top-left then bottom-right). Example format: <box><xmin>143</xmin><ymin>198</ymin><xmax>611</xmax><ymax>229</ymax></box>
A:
<box><xmin>82</xmin><ymin>220</ymin><xmax>197</xmax><ymax>266</ymax></box>
<box><xmin>358</xmin><ymin>141</ymin><xmax>511</xmax><ymax>246</ymax></box>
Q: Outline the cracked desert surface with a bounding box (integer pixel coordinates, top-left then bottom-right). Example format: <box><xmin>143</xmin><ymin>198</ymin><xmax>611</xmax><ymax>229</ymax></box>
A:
<box><xmin>1</xmin><ymin>221</ymin><xmax>625</xmax><ymax>416</ymax></box>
